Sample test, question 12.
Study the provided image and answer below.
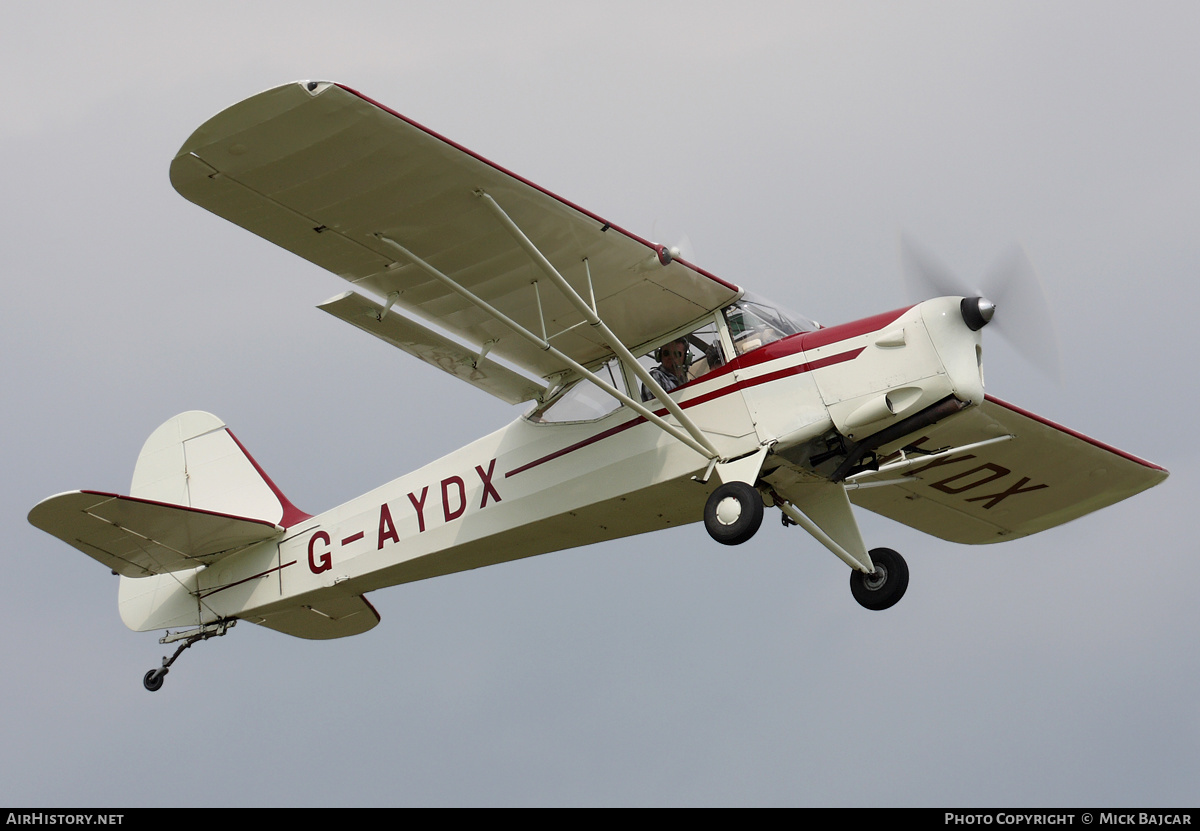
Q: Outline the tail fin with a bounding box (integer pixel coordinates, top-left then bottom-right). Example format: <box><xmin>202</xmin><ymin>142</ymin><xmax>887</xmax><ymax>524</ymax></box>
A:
<box><xmin>29</xmin><ymin>412</ymin><xmax>310</xmax><ymax>579</ymax></box>
<box><xmin>131</xmin><ymin>411</ymin><xmax>310</xmax><ymax>527</ymax></box>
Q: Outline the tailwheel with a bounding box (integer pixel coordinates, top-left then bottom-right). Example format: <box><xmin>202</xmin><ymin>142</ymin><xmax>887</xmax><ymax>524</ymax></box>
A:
<box><xmin>703</xmin><ymin>481</ymin><xmax>764</xmax><ymax>545</ymax></box>
<box><xmin>850</xmin><ymin>547</ymin><xmax>909</xmax><ymax>610</ymax></box>
<box><xmin>141</xmin><ymin>619</ymin><xmax>235</xmax><ymax>692</ymax></box>
<box><xmin>143</xmin><ymin>667</ymin><xmax>167</xmax><ymax>692</ymax></box>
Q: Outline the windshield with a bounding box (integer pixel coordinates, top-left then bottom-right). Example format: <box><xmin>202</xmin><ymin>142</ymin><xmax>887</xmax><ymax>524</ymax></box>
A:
<box><xmin>722</xmin><ymin>293</ymin><xmax>817</xmax><ymax>355</ymax></box>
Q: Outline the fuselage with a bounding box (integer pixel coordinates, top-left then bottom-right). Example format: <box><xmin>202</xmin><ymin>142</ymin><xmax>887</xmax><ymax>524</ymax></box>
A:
<box><xmin>118</xmin><ymin>296</ymin><xmax>985</xmax><ymax>634</ymax></box>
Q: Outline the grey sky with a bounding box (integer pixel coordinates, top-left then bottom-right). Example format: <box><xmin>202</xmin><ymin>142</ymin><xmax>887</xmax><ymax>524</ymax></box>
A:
<box><xmin>4</xmin><ymin>2</ymin><xmax>1196</xmax><ymax>807</ymax></box>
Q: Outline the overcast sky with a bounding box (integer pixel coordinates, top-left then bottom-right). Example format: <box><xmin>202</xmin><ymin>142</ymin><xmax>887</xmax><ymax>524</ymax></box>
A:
<box><xmin>4</xmin><ymin>1</ymin><xmax>1197</xmax><ymax>807</ymax></box>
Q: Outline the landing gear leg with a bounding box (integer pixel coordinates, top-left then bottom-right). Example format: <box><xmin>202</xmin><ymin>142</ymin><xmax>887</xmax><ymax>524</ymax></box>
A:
<box><xmin>771</xmin><ymin>485</ymin><xmax>910</xmax><ymax>611</ymax></box>
<box><xmin>142</xmin><ymin>619</ymin><xmax>235</xmax><ymax>692</ymax></box>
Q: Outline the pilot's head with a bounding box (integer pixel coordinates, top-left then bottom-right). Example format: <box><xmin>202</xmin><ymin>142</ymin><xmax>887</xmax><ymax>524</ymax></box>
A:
<box><xmin>658</xmin><ymin>338</ymin><xmax>689</xmax><ymax>377</ymax></box>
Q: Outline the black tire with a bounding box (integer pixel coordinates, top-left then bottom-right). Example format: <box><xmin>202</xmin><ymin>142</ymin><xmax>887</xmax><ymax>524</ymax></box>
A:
<box><xmin>850</xmin><ymin>547</ymin><xmax>909</xmax><ymax>610</ymax></box>
<box><xmin>143</xmin><ymin>669</ymin><xmax>165</xmax><ymax>692</ymax></box>
<box><xmin>703</xmin><ymin>481</ymin><xmax>764</xmax><ymax>545</ymax></box>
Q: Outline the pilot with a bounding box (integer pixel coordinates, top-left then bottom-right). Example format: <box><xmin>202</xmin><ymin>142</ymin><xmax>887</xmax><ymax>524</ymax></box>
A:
<box><xmin>642</xmin><ymin>338</ymin><xmax>689</xmax><ymax>401</ymax></box>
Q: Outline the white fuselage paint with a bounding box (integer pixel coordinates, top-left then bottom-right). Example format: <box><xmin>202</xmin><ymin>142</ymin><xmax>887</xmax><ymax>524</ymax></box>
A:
<box><xmin>118</xmin><ymin>297</ymin><xmax>982</xmax><ymax>634</ymax></box>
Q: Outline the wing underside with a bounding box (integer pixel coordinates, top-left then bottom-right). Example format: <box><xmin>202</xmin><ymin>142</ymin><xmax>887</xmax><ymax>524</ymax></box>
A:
<box><xmin>170</xmin><ymin>81</ymin><xmax>740</xmax><ymax>397</ymax></box>
<box><xmin>847</xmin><ymin>397</ymin><xmax>1168</xmax><ymax>544</ymax></box>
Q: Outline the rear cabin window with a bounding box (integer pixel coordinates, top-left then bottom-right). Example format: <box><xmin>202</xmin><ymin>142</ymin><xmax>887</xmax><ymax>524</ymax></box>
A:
<box><xmin>529</xmin><ymin>358</ymin><xmax>624</xmax><ymax>423</ymax></box>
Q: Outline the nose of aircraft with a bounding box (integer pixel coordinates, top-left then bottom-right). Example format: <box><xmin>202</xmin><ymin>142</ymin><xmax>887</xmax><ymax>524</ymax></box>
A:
<box><xmin>901</xmin><ymin>235</ymin><xmax>1060</xmax><ymax>382</ymax></box>
<box><xmin>960</xmin><ymin>296</ymin><xmax>996</xmax><ymax>331</ymax></box>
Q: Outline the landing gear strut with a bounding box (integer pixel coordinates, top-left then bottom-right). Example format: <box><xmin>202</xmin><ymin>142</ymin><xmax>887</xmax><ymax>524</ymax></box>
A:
<box><xmin>849</xmin><ymin>548</ymin><xmax>909</xmax><ymax>611</ymax></box>
<box><xmin>142</xmin><ymin>619</ymin><xmax>235</xmax><ymax>691</ymax></box>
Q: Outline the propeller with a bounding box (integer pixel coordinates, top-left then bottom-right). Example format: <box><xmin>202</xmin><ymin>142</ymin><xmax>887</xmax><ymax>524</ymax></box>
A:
<box><xmin>900</xmin><ymin>234</ymin><xmax>1061</xmax><ymax>382</ymax></box>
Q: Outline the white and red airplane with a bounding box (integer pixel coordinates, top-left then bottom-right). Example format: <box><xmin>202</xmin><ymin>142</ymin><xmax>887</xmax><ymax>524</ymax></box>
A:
<box><xmin>29</xmin><ymin>82</ymin><xmax>1168</xmax><ymax>691</ymax></box>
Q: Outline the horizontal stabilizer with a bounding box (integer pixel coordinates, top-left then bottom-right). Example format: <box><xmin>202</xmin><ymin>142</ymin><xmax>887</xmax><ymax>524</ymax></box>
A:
<box><xmin>29</xmin><ymin>491</ymin><xmax>282</xmax><ymax>577</ymax></box>
<box><xmin>848</xmin><ymin>396</ymin><xmax>1168</xmax><ymax>544</ymax></box>
<box><xmin>319</xmin><ymin>291</ymin><xmax>549</xmax><ymax>405</ymax></box>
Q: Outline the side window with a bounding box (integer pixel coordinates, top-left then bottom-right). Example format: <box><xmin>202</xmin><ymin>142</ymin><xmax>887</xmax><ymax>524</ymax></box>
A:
<box><xmin>639</xmin><ymin>319</ymin><xmax>728</xmax><ymax>401</ymax></box>
<box><xmin>529</xmin><ymin>358</ymin><xmax>624</xmax><ymax>423</ymax></box>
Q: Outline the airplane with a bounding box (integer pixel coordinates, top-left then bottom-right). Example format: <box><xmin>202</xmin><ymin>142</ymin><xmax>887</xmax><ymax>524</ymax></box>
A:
<box><xmin>28</xmin><ymin>81</ymin><xmax>1168</xmax><ymax>691</ymax></box>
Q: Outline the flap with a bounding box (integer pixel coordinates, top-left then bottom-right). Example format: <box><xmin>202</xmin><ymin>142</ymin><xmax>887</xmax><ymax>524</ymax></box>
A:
<box><xmin>847</xmin><ymin>396</ymin><xmax>1168</xmax><ymax>544</ymax></box>
<box><xmin>318</xmin><ymin>290</ymin><xmax>549</xmax><ymax>404</ymax></box>
<box><xmin>29</xmin><ymin>490</ymin><xmax>282</xmax><ymax>577</ymax></box>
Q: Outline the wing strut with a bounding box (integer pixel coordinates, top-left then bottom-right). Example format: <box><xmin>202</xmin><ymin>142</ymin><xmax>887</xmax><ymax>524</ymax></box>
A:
<box><xmin>373</xmin><ymin>232</ymin><xmax>720</xmax><ymax>462</ymax></box>
<box><xmin>475</xmin><ymin>190</ymin><xmax>721</xmax><ymax>459</ymax></box>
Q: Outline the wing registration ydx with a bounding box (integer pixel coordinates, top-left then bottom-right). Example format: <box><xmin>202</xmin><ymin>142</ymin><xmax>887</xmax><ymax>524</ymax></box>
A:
<box><xmin>29</xmin><ymin>81</ymin><xmax>1168</xmax><ymax>691</ymax></box>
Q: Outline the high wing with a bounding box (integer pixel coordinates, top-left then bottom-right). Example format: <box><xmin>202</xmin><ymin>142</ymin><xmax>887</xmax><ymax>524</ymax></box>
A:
<box><xmin>29</xmin><ymin>491</ymin><xmax>282</xmax><ymax>577</ymax></box>
<box><xmin>170</xmin><ymin>81</ymin><xmax>741</xmax><ymax>401</ymax></box>
<box><xmin>845</xmin><ymin>396</ymin><xmax>1168</xmax><ymax>544</ymax></box>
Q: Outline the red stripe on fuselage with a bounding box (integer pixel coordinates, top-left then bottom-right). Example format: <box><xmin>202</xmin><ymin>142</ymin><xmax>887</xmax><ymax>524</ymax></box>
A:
<box><xmin>504</xmin><ymin>306</ymin><xmax>912</xmax><ymax>477</ymax></box>
<box><xmin>795</xmin><ymin>306</ymin><xmax>912</xmax><ymax>351</ymax></box>
<box><xmin>505</xmin><ymin>339</ymin><xmax>867</xmax><ymax>478</ymax></box>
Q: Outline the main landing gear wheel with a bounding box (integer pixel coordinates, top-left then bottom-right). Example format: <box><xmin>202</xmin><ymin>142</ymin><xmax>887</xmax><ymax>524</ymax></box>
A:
<box><xmin>850</xmin><ymin>547</ymin><xmax>909</xmax><ymax>611</ymax></box>
<box><xmin>703</xmin><ymin>481</ymin><xmax>764</xmax><ymax>545</ymax></box>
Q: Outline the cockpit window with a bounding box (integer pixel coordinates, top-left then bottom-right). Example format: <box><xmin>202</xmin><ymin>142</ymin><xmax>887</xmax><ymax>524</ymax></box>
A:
<box><xmin>722</xmin><ymin>293</ymin><xmax>817</xmax><ymax>356</ymax></box>
<box><xmin>637</xmin><ymin>318</ymin><xmax>726</xmax><ymax>401</ymax></box>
